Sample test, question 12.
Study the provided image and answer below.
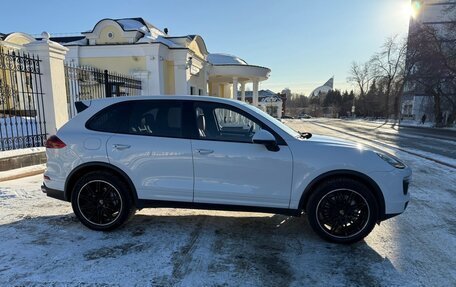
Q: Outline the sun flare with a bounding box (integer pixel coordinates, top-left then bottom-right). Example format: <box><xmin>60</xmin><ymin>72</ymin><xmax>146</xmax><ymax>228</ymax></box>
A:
<box><xmin>402</xmin><ymin>1</ymin><xmax>421</xmax><ymax>19</ymax></box>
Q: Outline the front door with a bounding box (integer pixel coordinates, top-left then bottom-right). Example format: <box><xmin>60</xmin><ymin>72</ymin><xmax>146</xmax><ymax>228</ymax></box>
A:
<box><xmin>191</xmin><ymin>102</ymin><xmax>293</xmax><ymax>208</ymax></box>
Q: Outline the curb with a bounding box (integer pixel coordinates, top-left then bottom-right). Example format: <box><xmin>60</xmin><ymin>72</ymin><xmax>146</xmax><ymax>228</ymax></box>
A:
<box><xmin>0</xmin><ymin>164</ymin><xmax>45</xmax><ymax>182</ymax></box>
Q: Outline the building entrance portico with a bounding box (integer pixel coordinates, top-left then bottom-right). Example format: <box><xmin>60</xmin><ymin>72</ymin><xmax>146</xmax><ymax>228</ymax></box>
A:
<box><xmin>207</xmin><ymin>54</ymin><xmax>270</xmax><ymax>108</ymax></box>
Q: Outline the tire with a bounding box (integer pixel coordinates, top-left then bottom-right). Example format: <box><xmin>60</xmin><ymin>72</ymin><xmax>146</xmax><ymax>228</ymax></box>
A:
<box><xmin>71</xmin><ymin>171</ymin><xmax>136</xmax><ymax>231</ymax></box>
<box><xmin>306</xmin><ymin>178</ymin><xmax>378</xmax><ymax>244</ymax></box>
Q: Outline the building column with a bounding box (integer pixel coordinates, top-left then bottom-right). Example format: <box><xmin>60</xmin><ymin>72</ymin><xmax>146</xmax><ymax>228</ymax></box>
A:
<box><xmin>131</xmin><ymin>71</ymin><xmax>150</xmax><ymax>96</ymax></box>
<box><xmin>240</xmin><ymin>82</ymin><xmax>246</xmax><ymax>102</ymax></box>
<box><xmin>277</xmin><ymin>103</ymin><xmax>283</xmax><ymax>118</ymax></box>
<box><xmin>219</xmin><ymin>83</ymin><xmax>224</xmax><ymax>98</ymax></box>
<box><xmin>203</xmin><ymin>66</ymin><xmax>208</xmax><ymax>95</ymax></box>
<box><xmin>232</xmin><ymin>77</ymin><xmax>238</xmax><ymax>100</ymax></box>
<box><xmin>25</xmin><ymin>32</ymin><xmax>69</xmax><ymax>135</ymax></box>
<box><xmin>173</xmin><ymin>51</ymin><xmax>189</xmax><ymax>95</ymax></box>
<box><xmin>174</xmin><ymin>63</ymin><xmax>188</xmax><ymax>95</ymax></box>
<box><xmin>252</xmin><ymin>79</ymin><xmax>259</xmax><ymax>106</ymax></box>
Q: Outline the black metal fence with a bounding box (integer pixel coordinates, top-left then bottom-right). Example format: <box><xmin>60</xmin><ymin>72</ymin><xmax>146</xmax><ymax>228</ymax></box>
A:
<box><xmin>0</xmin><ymin>47</ymin><xmax>47</xmax><ymax>151</ymax></box>
<box><xmin>65</xmin><ymin>63</ymin><xmax>142</xmax><ymax>117</ymax></box>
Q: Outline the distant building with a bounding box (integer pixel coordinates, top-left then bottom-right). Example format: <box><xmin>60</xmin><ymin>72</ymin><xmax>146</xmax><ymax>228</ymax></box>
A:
<box><xmin>402</xmin><ymin>1</ymin><xmax>455</xmax><ymax>122</ymax></box>
<box><xmin>237</xmin><ymin>89</ymin><xmax>283</xmax><ymax>118</ymax></box>
<box><xmin>309</xmin><ymin>77</ymin><xmax>334</xmax><ymax>98</ymax></box>
<box><xmin>278</xmin><ymin>88</ymin><xmax>291</xmax><ymax>115</ymax></box>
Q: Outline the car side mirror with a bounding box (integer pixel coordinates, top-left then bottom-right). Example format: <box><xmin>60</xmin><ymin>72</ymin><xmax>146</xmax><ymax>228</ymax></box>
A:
<box><xmin>252</xmin><ymin>130</ymin><xmax>280</xmax><ymax>152</ymax></box>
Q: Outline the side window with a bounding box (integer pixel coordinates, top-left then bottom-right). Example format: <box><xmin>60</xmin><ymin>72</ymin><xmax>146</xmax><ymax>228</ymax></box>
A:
<box><xmin>87</xmin><ymin>102</ymin><xmax>132</xmax><ymax>133</ymax></box>
<box><xmin>88</xmin><ymin>101</ymin><xmax>183</xmax><ymax>138</ymax></box>
<box><xmin>195</xmin><ymin>103</ymin><xmax>262</xmax><ymax>143</ymax></box>
<box><xmin>128</xmin><ymin>101</ymin><xmax>183</xmax><ymax>138</ymax></box>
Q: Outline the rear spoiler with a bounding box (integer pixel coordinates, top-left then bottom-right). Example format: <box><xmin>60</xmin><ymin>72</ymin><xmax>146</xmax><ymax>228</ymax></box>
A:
<box><xmin>75</xmin><ymin>100</ymin><xmax>91</xmax><ymax>114</ymax></box>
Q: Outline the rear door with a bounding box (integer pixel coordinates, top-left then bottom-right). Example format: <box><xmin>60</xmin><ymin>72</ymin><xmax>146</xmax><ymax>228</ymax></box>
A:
<box><xmin>88</xmin><ymin>100</ymin><xmax>194</xmax><ymax>202</ymax></box>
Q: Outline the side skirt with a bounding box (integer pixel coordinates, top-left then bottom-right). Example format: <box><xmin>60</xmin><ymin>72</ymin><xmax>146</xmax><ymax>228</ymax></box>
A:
<box><xmin>137</xmin><ymin>199</ymin><xmax>302</xmax><ymax>217</ymax></box>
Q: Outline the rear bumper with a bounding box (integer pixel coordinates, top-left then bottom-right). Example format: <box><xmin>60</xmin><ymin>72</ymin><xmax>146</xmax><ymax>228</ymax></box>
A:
<box><xmin>41</xmin><ymin>183</ymin><xmax>66</xmax><ymax>201</ymax></box>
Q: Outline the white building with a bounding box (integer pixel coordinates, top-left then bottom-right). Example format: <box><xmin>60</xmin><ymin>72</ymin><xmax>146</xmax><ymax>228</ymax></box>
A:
<box><xmin>402</xmin><ymin>1</ymin><xmax>455</xmax><ymax>121</ymax></box>
<box><xmin>237</xmin><ymin>89</ymin><xmax>283</xmax><ymax>118</ymax></box>
<box><xmin>52</xmin><ymin>18</ymin><xmax>270</xmax><ymax>106</ymax></box>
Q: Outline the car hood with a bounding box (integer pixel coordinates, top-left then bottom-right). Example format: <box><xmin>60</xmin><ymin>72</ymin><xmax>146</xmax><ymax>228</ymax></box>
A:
<box><xmin>306</xmin><ymin>134</ymin><xmax>365</xmax><ymax>150</ymax></box>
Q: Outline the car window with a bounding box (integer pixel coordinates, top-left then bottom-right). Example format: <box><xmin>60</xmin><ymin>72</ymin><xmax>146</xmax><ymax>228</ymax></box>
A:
<box><xmin>87</xmin><ymin>100</ymin><xmax>184</xmax><ymax>138</ymax></box>
<box><xmin>194</xmin><ymin>102</ymin><xmax>262</xmax><ymax>143</ymax></box>
<box><xmin>239</xmin><ymin>101</ymin><xmax>300</xmax><ymax>138</ymax></box>
<box><xmin>86</xmin><ymin>102</ymin><xmax>132</xmax><ymax>133</ymax></box>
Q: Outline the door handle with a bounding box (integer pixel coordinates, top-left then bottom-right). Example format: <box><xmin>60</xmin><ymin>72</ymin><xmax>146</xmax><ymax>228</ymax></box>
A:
<box><xmin>113</xmin><ymin>144</ymin><xmax>131</xmax><ymax>150</ymax></box>
<box><xmin>196</xmin><ymin>149</ymin><xmax>214</xmax><ymax>155</ymax></box>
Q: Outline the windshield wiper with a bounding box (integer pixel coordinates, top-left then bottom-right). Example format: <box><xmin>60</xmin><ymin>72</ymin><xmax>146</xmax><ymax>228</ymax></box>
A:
<box><xmin>299</xmin><ymin>132</ymin><xmax>312</xmax><ymax>139</ymax></box>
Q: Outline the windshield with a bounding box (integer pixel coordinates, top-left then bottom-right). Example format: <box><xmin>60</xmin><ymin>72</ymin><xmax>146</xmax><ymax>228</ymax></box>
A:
<box><xmin>240</xmin><ymin>101</ymin><xmax>300</xmax><ymax>138</ymax></box>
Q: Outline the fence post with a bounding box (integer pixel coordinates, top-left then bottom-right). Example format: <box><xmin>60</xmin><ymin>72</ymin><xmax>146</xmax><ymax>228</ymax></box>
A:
<box><xmin>25</xmin><ymin>32</ymin><xmax>69</xmax><ymax>136</ymax></box>
<box><xmin>104</xmin><ymin>70</ymin><xmax>111</xmax><ymax>97</ymax></box>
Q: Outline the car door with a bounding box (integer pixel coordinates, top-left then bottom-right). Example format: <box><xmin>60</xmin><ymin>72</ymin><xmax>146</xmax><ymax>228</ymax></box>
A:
<box><xmin>191</xmin><ymin>101</ymin><xmax>293</xmax><ymax>208</ymax></box>
<box><xmin>93</xmin><ymin>100</ymin><xmax>194</xmax><ymax>202</ymax></box>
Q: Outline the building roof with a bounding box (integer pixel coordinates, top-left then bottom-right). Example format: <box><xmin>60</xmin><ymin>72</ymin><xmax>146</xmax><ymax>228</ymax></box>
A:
<box><xmin>35</xmin><ymin>35</ymin><xmax>86</xmax><ymax>43</ymax></box>
<box><xmin>207</xmin><ymin>53</ymin><xmax>248</xmax><ymax>65</ymax></box>
<box><xmin>309</xmin><ymin>77</ymin><xmax>334</xmax><ymax>97</ymax></box>
<box><xmin>82</xmin><ymin>17</ymin><xmax>161</xmax><ymax>35</ymax></box>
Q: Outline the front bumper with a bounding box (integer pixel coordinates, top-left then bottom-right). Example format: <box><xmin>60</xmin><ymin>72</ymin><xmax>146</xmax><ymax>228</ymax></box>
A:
<box><xmin>369</xmin><ymin>167</ymin><xmax>412</xmax><ymax>220</ymax></box>
<box><xmin>41</xmin><ymin>183</ymin><xmax>66</xmax><ymax>201</ymax></box>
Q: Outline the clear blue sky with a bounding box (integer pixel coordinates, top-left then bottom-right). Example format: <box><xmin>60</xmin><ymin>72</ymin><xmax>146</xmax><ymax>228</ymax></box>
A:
<box><xmin>0</xmin><ymin>0</ymin><xmax>411</xmax><ymax>95</ymax></box>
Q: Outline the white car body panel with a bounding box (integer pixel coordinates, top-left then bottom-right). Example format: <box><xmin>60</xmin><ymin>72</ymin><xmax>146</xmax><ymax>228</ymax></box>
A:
<box><xmin>106</xmin><ymin>134</ymin><xmax>194</xmax><ymax>202</ymax></box>
<box><xmin>191</xmin><ymin>139</ymin><xmax>293</xmax><ymax>208</ymax></box>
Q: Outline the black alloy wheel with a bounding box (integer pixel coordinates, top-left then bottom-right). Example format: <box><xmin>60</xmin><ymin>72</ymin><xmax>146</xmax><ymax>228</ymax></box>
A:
<box><xmin>71</xmin><ymin>171</ymin><xmax>135</xmax><ymax>231</ymax></box>
<box><xmin>316</xmin><ymin>188</ymin><xmax>370</xmax><ymax>239</ymax></box>
<box><xmin>77</xmin><ymin>180</ymin><xmax>122</xmax><ymax>226</ymax></box>
<box><xmin>306</xmin><ymin>178</ymin><xmax>378</xmax><ymax>244</ymax></box>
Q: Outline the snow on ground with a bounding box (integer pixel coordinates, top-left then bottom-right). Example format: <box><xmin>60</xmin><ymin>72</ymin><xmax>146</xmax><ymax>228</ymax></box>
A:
<box><xmin>0</xmin><ymin>116</ymin><xmax>44</xmax><ymax>150</ymax></box>
<box><xmin>0</xmin><ymin>163</ymin><xmax>45</xmax><ymax>182</ymax></box>
<box><xmin>0</xmin><ymin>147</ymin><xmax>45</xmax><ymax>159</ymax></box>
<box><xmin>0</xmin><ymin>121</ymin><xmax>455</xmax><ymax>286</ymax></box>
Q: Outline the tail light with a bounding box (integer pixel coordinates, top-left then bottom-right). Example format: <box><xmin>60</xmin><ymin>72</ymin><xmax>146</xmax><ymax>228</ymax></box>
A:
<box><xmin>46</xmin><ymin>135</ymin><xmax>66</xmax><ymax>149</ymax></box>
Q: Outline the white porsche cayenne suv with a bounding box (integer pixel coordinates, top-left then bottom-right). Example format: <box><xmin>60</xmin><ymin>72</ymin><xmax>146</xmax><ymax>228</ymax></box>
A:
<box><xmin>42</xmin><ymin>96</ymin><xmax>411</xmax><ymax>243</ymax></box>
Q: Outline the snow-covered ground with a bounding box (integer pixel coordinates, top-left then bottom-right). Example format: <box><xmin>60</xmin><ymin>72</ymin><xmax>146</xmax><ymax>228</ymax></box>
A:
<box><xmin>0</xmin><ymin>116</ymin><xmax>44</xmax><ymax>150</ymax></box>
<box><xmin>347</xmin><ymin>117</ymin><xmax>455</xmax><ymax>130</ymax></box>
<box><xmin>0</xmin><ymin>147</ymin><xmax>45</xmax><ymax>159</ymax></box>
<box><xmin>0</xmin><ymin>120</ymin><xmax>455</xmax><ymax>286</ymax></box>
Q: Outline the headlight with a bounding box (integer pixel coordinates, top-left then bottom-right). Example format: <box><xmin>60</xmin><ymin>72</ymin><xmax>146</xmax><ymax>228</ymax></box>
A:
<box><xmin>376</xmin><ymin>152</ymin><xmax>406</xmax><ymax>169</ymax></box>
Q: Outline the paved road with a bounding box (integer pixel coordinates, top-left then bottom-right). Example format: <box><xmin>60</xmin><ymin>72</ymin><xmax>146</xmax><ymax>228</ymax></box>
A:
<box><xmin>0</xmin><ymin>121</ymin><xmax>455</xmax><ymax>286</ymax></box>
<box><xmin>290</xmin><ymin>119</ymin><xmax>456</xmax><ymax>166</ymax></box>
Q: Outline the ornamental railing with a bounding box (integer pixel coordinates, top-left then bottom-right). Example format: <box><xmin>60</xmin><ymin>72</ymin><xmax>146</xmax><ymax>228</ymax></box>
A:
<box><xmin>65</xmin><ymin>63</ymin><xmax>142</xmax><ymax>118</ymax></box>
<box><xmin>0</xmin><ymin>47</ymin><xmax>47</xmax><ymax>151</ymax></box>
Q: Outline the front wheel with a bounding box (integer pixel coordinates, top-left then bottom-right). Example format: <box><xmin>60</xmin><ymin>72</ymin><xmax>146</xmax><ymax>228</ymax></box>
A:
<box><xmin>71</xmin><ymin>171</ymin><xmax>135</xmax><ymax>231</ymax></box>
<box><xmin>306</xmin><ymin>178</ymin><xmax>378</xmax><ymax>244</ymax></box>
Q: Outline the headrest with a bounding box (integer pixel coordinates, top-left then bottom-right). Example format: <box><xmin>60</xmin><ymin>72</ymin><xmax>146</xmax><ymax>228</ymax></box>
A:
<box><xmin>197</xmin><ymin>114</ymin><xmax>205</xmax><ymax>130</ymax></box>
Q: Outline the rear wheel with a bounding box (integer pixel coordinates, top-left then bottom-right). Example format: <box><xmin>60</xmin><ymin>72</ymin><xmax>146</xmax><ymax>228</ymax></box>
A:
<box><xmin>306</xmin><ymin>178</ymin><xmax>378</xmax><ymax>244</ymax></box>
<box><xmin>71</xmin><ymin>171</ymin><xmax>135</xmax><ymax>231</ymax></box>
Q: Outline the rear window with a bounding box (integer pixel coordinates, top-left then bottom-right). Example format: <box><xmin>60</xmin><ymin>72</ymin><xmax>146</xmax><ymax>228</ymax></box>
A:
<box><xmin>87</xmin><ymin>102</ymin><xmax>132</xmax><ymax>133</ymax></box>
<box><xmin>86</xmin><ymin>100</ymin><xmax>184</xmax><ymax>138</ymax></box>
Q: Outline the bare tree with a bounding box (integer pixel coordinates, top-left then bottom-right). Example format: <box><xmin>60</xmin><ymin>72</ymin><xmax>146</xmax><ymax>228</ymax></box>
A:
<box><xmin>370</xmin><ymin>36</ymin><xmax>408</xmax><ymax>119</ymax></box>
<box><xmin>406</xmin><ymin>22</ymin><xmax>454</xmax><ymax>126</ymax></box>
<box><xmin>347</xmin><ymin>61</ymin><xmax>372</xmax><ymax>98</ymax></box>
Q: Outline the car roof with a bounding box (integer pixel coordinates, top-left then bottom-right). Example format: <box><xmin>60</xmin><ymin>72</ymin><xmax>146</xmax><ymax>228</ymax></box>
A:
<box><xmin>84</xmin><ymin>95</ymin><xmax>244</xmax><ymax>105</ymax></box>
<box><xmin>77</xmin><ymin>95</ymin><xmax>256</xmax><ymax>120</ymax></box>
